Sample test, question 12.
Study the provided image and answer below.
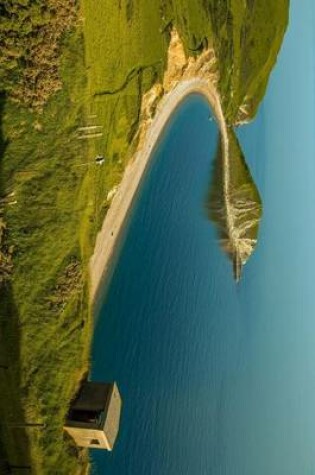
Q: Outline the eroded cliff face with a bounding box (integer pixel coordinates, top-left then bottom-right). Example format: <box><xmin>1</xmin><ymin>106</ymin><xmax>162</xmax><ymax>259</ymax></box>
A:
<box><xmin>141</xmin><ymin>30</ymin><xmax>218</xmax><ymax>122</ymax></box>
<box><xmin>137</xmin><ymin>30</ymin><xmax>262</xmax><ymax>282</ymax></box>
<box><xmin>137</xmin><ymin>29</ymin><xmax>218</xmax><ymax>151</ymax></box>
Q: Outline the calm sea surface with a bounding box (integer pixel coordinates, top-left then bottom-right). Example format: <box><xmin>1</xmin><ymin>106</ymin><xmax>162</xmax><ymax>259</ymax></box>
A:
<box><xmin>91</xmin><ymin>2</ymin><xmax>315</xmax><ymax>473</ymax></box>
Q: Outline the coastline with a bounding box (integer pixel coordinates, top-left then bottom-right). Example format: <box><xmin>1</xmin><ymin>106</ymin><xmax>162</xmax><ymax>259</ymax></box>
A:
<box><xmin>89</xmin><ymin>77</ymin><xmax>229</xmax><ymax>303</ymax></box>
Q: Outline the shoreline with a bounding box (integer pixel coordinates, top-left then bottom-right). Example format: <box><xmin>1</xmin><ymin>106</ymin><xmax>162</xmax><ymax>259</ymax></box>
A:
<box><xmin>89</xmin><ymin>77</ymin><xmax>229</xmax><ymax>304</ymax></box>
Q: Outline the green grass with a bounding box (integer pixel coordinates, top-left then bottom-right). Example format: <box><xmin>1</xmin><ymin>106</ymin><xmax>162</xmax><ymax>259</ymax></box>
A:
<box><xmin>0</xmin><ymin>30</ymin><xmax>92</xmax><ymax>473</ymax></box>
<box><xmin>0</xmin><ymin>0</ymin><xmax>289</xmax><ymax>473</ymax></box>
<box><xmin>211</xmin><ymin>0</ymin><xmax>290</xmax><ymax>121</ymax></box>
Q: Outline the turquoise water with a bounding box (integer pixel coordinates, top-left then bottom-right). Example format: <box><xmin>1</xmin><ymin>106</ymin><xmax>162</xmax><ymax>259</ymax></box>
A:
<box><xmin>91</xmin><ymin>2</ymin><xmax>315</xmax><ymax>473</ymax></box>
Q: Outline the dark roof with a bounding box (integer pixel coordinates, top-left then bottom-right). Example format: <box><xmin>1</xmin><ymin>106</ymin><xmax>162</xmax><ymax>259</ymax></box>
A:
<box><xmin>70</xmin><ymin>382</ymin><xmax>114</xmax><ymax>412</ymax></box>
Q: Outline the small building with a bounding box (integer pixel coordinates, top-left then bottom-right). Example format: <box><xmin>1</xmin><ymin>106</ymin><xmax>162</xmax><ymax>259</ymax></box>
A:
<box><xmin>64</xmin><ymin>381</ymin><xmax>122</xmax><ymax>451</ymax></box>
<box><xmin>95</xmin><ymin>154</ymin><xmax>105</xmax><ymax>165</ymax></box>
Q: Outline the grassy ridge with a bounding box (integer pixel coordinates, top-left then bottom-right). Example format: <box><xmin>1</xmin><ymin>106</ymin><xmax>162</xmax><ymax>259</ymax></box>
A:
<box><xmin>211</xmin><ymin>0</ymin><xmax>290</xmax><ymax>121</ymax></box>
<box><xmin>0</xmin><ymin>0</ymin><xmax>289</xmax><ymax>473</ymax></box>
<box><xmin>207</xmin><ymin>129</ymin><xmax>262</xmax><ymax>279</ymax></box>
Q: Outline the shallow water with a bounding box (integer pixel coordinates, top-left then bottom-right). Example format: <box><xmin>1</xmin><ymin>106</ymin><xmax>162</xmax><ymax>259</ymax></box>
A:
<box><xmin>91</xmin><ymin>2</ymin><xmax>315</xmax><ymax>473</ymax></box>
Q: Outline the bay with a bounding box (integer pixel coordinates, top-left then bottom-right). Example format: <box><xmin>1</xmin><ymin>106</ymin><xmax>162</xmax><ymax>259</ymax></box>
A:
<box><xmin>91</xmin><ymin>2</ymin><xmax>315</xmax><ymax>473</ymax></box>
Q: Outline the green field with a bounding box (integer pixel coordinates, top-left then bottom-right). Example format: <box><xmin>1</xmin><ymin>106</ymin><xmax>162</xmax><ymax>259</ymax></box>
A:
<box><xmin>0</xmin><ymin>1</ymin><xmax>289</xmax><ymax>473</ymax></box>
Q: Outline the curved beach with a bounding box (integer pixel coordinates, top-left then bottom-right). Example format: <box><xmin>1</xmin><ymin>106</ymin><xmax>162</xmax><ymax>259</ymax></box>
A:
<box><xmin>89</xmin><ymin>78</ymin><xmax>229</xmax><ymax>303</ymax></box>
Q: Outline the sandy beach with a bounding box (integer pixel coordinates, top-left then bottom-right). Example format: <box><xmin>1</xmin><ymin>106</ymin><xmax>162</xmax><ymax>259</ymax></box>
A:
<box><xmin>89</xmin><ymin>77</ymin><xmax>229</xmax><ymax>303</ymax></box>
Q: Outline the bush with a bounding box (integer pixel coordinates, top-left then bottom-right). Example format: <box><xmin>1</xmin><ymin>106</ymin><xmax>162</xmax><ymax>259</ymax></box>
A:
<box><xmin>0</xmin><ymin>0</ymin><xmax>78</xmax><ymax>109</ymax></box>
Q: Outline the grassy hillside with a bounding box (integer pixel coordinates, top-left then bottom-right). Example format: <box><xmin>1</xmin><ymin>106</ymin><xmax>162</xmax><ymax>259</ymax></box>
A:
<box><xmin>0</xmin><ymin>30</ymin><xmax>92</xmax><ymax>473</ymax></box>
<box><xmin>211</xmin><ymin>0</ymin><xmax>290</xmax><ymax>122</ymax></box>
<box><xmin>0</xmin><ymin>0</ymin><xmax>289</xmax><ymax>473</ymax></box>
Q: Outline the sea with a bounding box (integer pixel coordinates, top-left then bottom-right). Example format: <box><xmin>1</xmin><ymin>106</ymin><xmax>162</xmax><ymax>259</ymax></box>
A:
<box><xmin>91</xmin><ymin>2</ymin><xmax>315</xmax><ymax>473</ymax></box>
